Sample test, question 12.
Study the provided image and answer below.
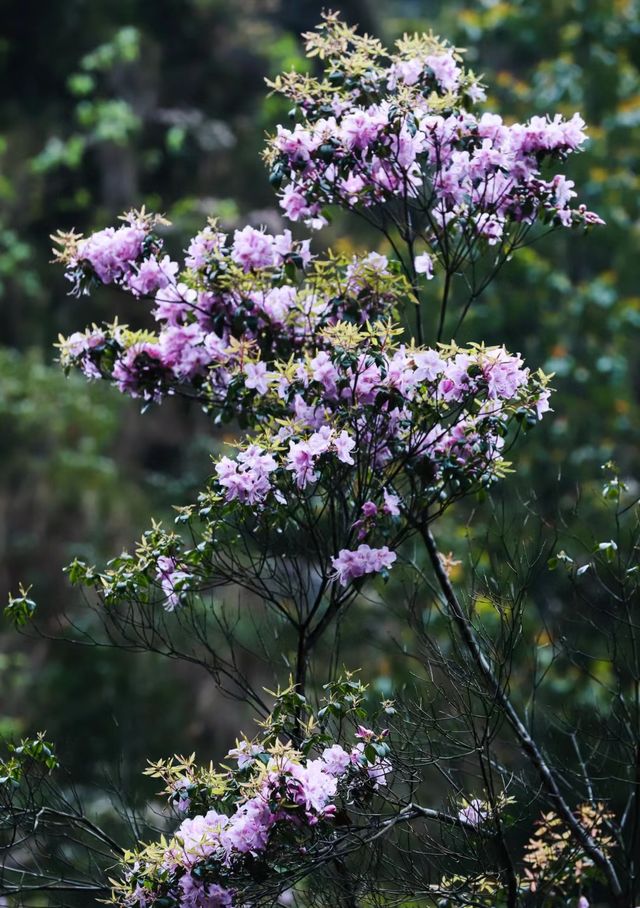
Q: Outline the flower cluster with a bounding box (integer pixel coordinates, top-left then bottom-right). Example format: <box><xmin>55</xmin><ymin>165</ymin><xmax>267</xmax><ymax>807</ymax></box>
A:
<box><xmin>65</xmin><ymin>328</ymin><xmax>551</xmax><ymax>611</ymax></box>
<box><xmin>331</xmin><ymin>544</ymin><xmax>397</xmax><ymax>586</ymax></box>
<box><xmin>55</xmin><ymin>223</ymin><xmax>409</xmax><ymax>409</ymax></box>
<box><xmin>112</xmin><ymin>681</ymin><xmax>390</xmax><ymax>908</ymax></box>
<box><xmin>68</xmin><ymin>216</ymin><xmax>149</xmax><ymax>288</ymax></box>
<box><xmin>202</xmin><ymin>336</ymin><xmax>550</xmax><ymax>514</ymax></box>
<box><xmin>265</xmin><ymin>13</ymin><xmax>603</xmax><ymax>254</ymax></box>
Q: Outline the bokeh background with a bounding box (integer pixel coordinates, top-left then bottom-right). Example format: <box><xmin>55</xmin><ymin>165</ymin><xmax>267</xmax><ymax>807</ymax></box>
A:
<box><xmin>1</xmin><ymin>0</ymin><xmax>639</xmax><ymax>800</ymax></box>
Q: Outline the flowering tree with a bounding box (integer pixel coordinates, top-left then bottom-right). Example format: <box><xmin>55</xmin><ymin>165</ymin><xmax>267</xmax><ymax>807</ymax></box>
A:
<box><xmin>3</xmin><ymin>13</ymin><xmax>639</xmax><ymax>908</ymax></box>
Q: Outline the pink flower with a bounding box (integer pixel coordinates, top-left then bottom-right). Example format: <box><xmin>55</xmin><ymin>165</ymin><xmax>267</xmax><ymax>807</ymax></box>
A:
<box><xmin>425</xmin><ymin>52</ymin><xmax>461</xmax><ymax>92</ymax></box>
<box><xmin>156</xmin><ymin>556</ymin><xmax>192</xmax><ymax>612</ymax></box>
<box><xmin>287</xmin><ymin>759</ymin><xmax>338</xmax><ymax>818</ymax></box>
<box><xmin>170</xmin><ymin>810</ymin><xmax>229</xmax><ymax>864</ymax></box>
<box><xmin>112</xmin><ymin>342</ymin><xmax>164</xmax><ymax>399</ymax></box>
<box><xmin>231</xmin><ymin>226</ymin><xmax>275</xmax><ymax>271</ymax></box>
<box><xmin>366</xmin><ymin>756</ymin><xmax>392</xmax><ymax>788</ymax></box>
<box><xmin>413</xmin><ymin>349</ymin><xmax>445</xmax><ymax>382</ymax></box>
<box><xmin>382</xmin><ymin>489</ymin><xmax>401</xmax><ymax>516</ymax></box>
<box><xmin>334</xmin><ymin>430</ymin><xmax>356</xmax><ymax>464</ymax></box>
<box><xmin>414</xmin><ymin>252</ymin><xmax>434</xmax><ymax>278</ymax></box>
<box><xmin>227</xmin><ymin>741</ymin><xmax>263</xmax><ymax>770</ymax></box>
<box><xmin>275</xmin><ymin>123</ymin><xmax>316</xmax><ymax>163</ymax></box>
<box><xmin>280</xmin><ymin>185</ymin><xmax>313</xmax><ymax>222</ymax></box>
<box><xmin>310</xmin><ymin>351</ymin><xmax>339</xmax><ymax>396</ymax></box>
<box><xmin>351</xmin><ymin>358</ymin><xmax>382</xmax><ymax>404</ymax></box>
<box><xmin>287</xmin><ymin>439</ymin><xmax>320</xmax><ymax>489</ymax></box>
<box><xmin>351</xmin><ymin>740</ymin><xmax>392</xmax><ymax>788</ymax></box>
<box><xmin>482</xmin><ymin>349</ymin><xmax>527</xmax><ymax>399</ymax></box>
<box><xmin>340</xmin><ymin>108</ymin><xmax>385</xmax><ymax>151</ymax></box>
<box><xmin>159</xmin><ymin>324</ymin><xmax>211</xmax><ymax>379</ymax></box>
<box><xmin>220</xmin><ymin>796</ymin><xmax>274</xmax><ymax>855</ymax></box>
<box><xmin>458</xmin><ymin>798</ymin><xmax>488</xmax><ymax>829</ymax></box>
<box><xmin>63</xmin><ymin>329</ymin><xmax>105</xmax><ymax>358</ymax></box>
<box><xmin>257</xmin><ymin>285</ymin><xmax>297</xmax><ymax>323</ymax></box>
<box><xmin>153</xmin><ymin>282</ymin><xmax>197</xmax><ymax>326</ymax></box>
<box><xmin>551</xmin><ymin>174</ymin><xmax>577</xmax><ymax>208</ymax></box>
<box><xmin>321</xmin><ymin>744</ymin><xmax>351</xmax><ymax>777</ymax></box>
<box><xmin>179</xmin><ymin>877</ymin><xmax>233</xmax><ymax>908</ymax></box>
<box><xmin>215</xmin><ymin>446</ymin><xmax>277</xmax><ymax>505</ymax></box>
<box><xmin>475</xmin><ymin>213</ymin><xmax>504</xmax><ymax>245</ymax></box>
<box><xmin>127</xmin><ymin>255</ymin><xmax>178</xmax><ymax>297</ymax></box>
<box><xmin>387</xmin><ymin>57</ymin><xmax>424</xmax><ymax>89</ymax></box>
<box><xmin>76</xmin><ymin>224</ymin><xmax>145</xmax><ymax>284</ymax></box>
<box><xmin>536</xmin><ymin>388</ymin><xmax>552</xmax><ymax>418</ymax></box>
<box><xmin>244</xmin><ymin>362</ymin><xmax>272</xmax><ymax>395</ymax></box>
<box><xmin>340</xmin><ymin>171</ymin><xmax>366</xmax><ymax>204</ymax></box>
<box><xmin>185</xmin><ymin>226</ymin><xmax>227</xmax><ymax>270</ymax></box>
<box><xmin>331</xmin><ymin>545</ymin><xmax>397</xmax><ymax>586</ymax></box>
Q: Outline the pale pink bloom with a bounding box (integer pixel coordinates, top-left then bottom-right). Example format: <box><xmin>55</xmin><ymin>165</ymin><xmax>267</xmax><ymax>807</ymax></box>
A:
<box><xmin>156</xmin><ymin>556</ymin><xmax>192</xmax><ymax>612</ymax></box>
<box><xmin>244</xmin><ymin>362</ymin><xmax>272</xmax><ymax>395</ymax></box>
<box><xmin>425</xmin><ymin>52</ymin><xmax>461</xmax><ymax>92</ymax></box>
<box><xmin>458</xmin><ymin>798</ymin><xmax>488</xmax><ymax>828</ymax></box>
<box><xmin>321</xmin><ymin>744</ymin><xmax>351</xmax><ymax>777</ymax></box>
<box><xmin>231</xmin><ymin>226</ymin><xmax>275</xmax><ymax>271</ymax></box>
<box><xmin>383</xmin><ymin>489</ymin><xmax>401</xmax><ymax>516</ymax></box>
<box><xmin>331</xmin><ymin>545</ymin><xmax>397</xmax><ymax>586</ymax></box>
<box><xmin>414</xmin><ymin>252</ymin><xmax>434</xmax><ymax>278</ymax></box>
<box><xmin>334</xmin><ymin>430</ymin><xmax>356</xmax><ymax>464</ymax></box>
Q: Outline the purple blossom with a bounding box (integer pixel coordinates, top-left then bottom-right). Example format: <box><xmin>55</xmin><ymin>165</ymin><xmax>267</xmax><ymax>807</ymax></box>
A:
<box><xmin>156</xmin><ymin>556</ymin><xmax>192</xmax><ymax>612</ymax></box>
<box><xmin>414</xmin><ymin>252</ymin><xmax>434</xmax><ymax>278</ymax></box>
<box><xmin>244</xmin><ymin>362</ymin><xmax>272</xmax><ymax>395</ymax></box>
<box><xmin>231</xmin><ymin>227</ymin><xmax>275</xmax><ymax>271</ymax></box>
<box><xmin>76</xmin><ymin>224</ymin><xmax>145</xmax><ymax>284</ymax></box>
<box><xmin>286</xmin><ymin>428</ymin><xmax>356</xmax><ymax>488</ymax></box>
<box><xmin>170</xmin><ymin>810</ymin><xmax>229</xmax><ymax>864</ymax></box>
<box><xmin>340</xmin><ymin>108</ymin><xmax>385</xmax><ymax>151</ymax></box>
<box><xmin>220</xmin><ymin>795</ymin><xmax>274</xmax><ymax>855</ymax></box>
<box><xmin>310</xmin><ymin>351</ymin><xmax>339</xmax><ymax>396</ymax></box>
<box><xmin>226</xmin><ymin>740</ymin><xmax>263</xmax><ymax>770</ymax></box>
<box><xmin>159</xmin><ymin>324</ymin><xmax>211</xmax><ymax>380</ymax></box>
<box><xmin>331</xmin><ymin>545</ymin><xmax>397</xmax><ymax>586</ymax></box>
<box><xmin>382</xmin><ymin>489</ymin><xmax>401</xmax><ymax>516</ymax></box>
<box><xmin>256</xmin><ymin>285</ymin><xmax>297</xmax><ymax>324</ymax></box>
<box><xmin>321</xmin><ymin>744</ymin><xmax>351</xmax><ymax>777</ymax></box>
<box><xmin>272</xmin><ymin>228</ymin><xmax>312</xmax><ymax>267</ymax></box>
<box><xmin>269</xmin><ymin>74</ymin><xmax>598</xmax><ymax>237</ymax></box>
<box><xmin>351</xmin><ymin>740</ymin><xmax>392</xmax><ymax>788</ymax></box>
<box><xmin>280</xmin><ymin>185</ymin><xmax>315</xmax><ymax>222</ymax></box>
<box><xmin>334</xmin><ymin>430</ymin><xmax>356</xmax><ymax>464</ymax></box>
<box><xmin>215</xmin><ymin>446</ymin><xmax>277</xmax><ymax>506</ymax></box>
<box><xmin>185</xmin><ymin>226</ymin><xmax>227</xmax><ymax>270</ymax></box>
<box><xmin>387</xmin><ymin>57</ymin><xmax>424</xmax><ymax>90</ymax></box>
<box><xmin>458</xmin><ymin>798</ymin><xmax>488</xmax><ymax>829</ymax></box>
<box><xmin>286</xmin><ymin>759</ymin><xmax>339</xmax><ymax>820</ymax></box>
<box><xmin>425</xmin><ymin>52</ymin><xmax>461</xmax><ymax>92</ymax></box>
<box><xmin>112</xmin><ymin>342</ymin><xmax>165</xmax><ymax>400</ymax></box>
<box><xmin>127</xmin><ymin>255</ymin><xmax>178</xmax><ymax>297</ymax></box>
<box><xmin>179</xmin><ymin>877</ymin><xmax>233</xmax><ymax>908</ymax></box>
